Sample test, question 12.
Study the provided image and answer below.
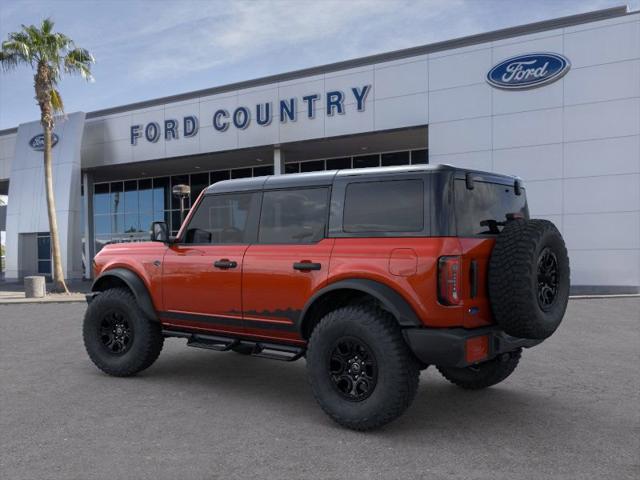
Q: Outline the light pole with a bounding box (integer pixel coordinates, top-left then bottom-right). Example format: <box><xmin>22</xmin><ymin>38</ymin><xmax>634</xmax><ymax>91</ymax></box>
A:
<box><xmin>172</xmin><ymin>184</ymin><xmax>191</xmax><ymax>225</ymax></box>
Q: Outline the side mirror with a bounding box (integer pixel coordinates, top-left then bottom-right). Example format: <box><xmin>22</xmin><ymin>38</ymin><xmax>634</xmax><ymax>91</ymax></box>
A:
<box><xmin>150</xmin><ymin>221</ymin><xmax>169</xmax><ymax>242</ymax></box>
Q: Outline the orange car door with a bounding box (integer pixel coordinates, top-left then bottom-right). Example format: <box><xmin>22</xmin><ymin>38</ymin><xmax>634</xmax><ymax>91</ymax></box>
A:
<box><xmin>242</xmin><ymin>187</ymin><xmax>333</xmax><ymax>343</ymax></box>
<box><xmin>161</xmin><ymin>191</ymin><xmax>260</xmax><ymax>335</ymax></box>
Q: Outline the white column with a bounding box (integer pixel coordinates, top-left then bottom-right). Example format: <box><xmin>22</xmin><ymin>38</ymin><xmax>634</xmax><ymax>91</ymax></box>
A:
<box><xmin>82</xmin><ymin>172</ymin><xmax>93</xmax><ymax>279</ymax></box>
<box><xmin>273</xmin><ymin>146</ymin><xmax>285</xmax><ymax>175</ymax></box>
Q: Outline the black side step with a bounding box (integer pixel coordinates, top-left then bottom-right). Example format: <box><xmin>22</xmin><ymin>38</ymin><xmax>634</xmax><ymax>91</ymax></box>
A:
<box><xmin>252</xmin><ymin>342</ymin><xmax>305</xmax><ymax>362</ymax></box>
<box><xmin>188</xmin><ymin>333</ymin><xmax>239</xmax><ymax>352</ymax></box>
<box><xmin>162</xmin><ymin>329</ymin><xmax>305</xmax><ymax>361</ymax></box>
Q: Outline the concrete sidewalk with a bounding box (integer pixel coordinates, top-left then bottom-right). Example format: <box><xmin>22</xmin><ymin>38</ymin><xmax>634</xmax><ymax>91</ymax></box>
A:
<box><xmin>0</xmin><ymin>279</ymin><xmax>90</xmax><ymax>304</ymax></box>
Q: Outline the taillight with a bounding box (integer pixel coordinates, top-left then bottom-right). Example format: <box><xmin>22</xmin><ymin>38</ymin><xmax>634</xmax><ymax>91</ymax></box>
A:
<box><xmin>438</xmin><ymin>256</ymin><xmax>461</xmax><ymax>305</ymax></box>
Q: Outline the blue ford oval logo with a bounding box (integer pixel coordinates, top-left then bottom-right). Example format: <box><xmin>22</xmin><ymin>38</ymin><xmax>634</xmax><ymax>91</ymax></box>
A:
<box><xmin>487</xmin><ymin>53</ymin><xmax>570</xmax><ymax>90</ymax></box>
<box><xmin>29</xmin><ymin>133</ymin><xmax>59</xmax><ymax>151</ymax></box>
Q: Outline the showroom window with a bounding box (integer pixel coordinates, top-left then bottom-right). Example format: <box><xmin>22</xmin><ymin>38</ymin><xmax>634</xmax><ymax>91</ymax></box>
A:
<box><xmin>91</xmin><ymin>148</ymin><xmax>427</xmax><ymax>252</ymax></box>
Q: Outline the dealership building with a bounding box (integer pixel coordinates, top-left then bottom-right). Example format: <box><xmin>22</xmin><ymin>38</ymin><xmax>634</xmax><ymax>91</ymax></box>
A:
<box><xmin>0</xmin><ymin>5</ymin><xmax>638</xmax><ymax>293</ymax></box>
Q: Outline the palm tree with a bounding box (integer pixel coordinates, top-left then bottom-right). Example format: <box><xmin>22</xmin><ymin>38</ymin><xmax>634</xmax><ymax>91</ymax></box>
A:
<box><xmin>0</xmin><ymin>18</ymin><xmax>94</xmax><ymax>293</ymax></box>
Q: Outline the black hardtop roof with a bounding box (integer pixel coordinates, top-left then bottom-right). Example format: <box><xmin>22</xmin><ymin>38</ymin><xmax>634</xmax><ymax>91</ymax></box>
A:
<box><xmin>204</xmin><ymin>164</ymin><xmax>519</xmax><ymax>194</ymax></box>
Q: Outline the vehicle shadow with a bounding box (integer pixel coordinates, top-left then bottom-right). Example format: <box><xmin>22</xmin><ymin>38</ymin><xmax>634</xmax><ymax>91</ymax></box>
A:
<box><xmin>133</xmin><ymin>340</ymin><xmax>570</xmax><ymax>438</ymax></box>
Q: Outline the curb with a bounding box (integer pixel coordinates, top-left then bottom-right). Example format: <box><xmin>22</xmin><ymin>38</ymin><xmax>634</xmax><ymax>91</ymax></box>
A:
<box><xmin>0</xmin><ymin>296</ymin><xmax>87</xmax><ymax>305</ymax></box>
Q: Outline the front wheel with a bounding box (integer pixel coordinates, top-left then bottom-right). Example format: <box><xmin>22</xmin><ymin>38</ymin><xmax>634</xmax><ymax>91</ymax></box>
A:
<box><xmin>437</xmin><ymin>349</ymin><xmax>521</xmax><ymax>390</ymax></box>
<box><xmin>306</xmin><ymin>305</ymin><xmax>420</xmax><ymax>431</ymax></box>
<box><xmin>83</xmin><ymin>288</ymin><xmax>164</xmax><ymax>377</ymax></box>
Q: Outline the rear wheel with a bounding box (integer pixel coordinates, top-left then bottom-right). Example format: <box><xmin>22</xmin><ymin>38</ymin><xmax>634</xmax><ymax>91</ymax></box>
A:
<box><xmin>83</xmin><ymin>288</ymin><xmax>164</xmax><ymax>377</ymax></box>
<box><xmin>437</xmin><ymin>349</ymin><xmax>521</xmax><ymax>390</ymax></box>
<box><xmin>306</xmin><ymin>305</ymin><xmax>420</xmax><ymax>431</ymax></box>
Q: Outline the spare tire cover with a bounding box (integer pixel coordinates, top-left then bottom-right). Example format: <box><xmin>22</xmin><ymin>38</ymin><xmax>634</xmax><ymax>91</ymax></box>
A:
<box><xmin>488</xmin><ymin>219</ymin><xmax>570</xmax><ymax>340</ymax></box>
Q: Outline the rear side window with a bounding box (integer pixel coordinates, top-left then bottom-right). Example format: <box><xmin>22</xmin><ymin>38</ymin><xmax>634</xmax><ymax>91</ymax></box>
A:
<box><xmin>183</xmin><ymin>192</ymin><xmax>259</xmax><ymax>244</ymax></box>
<box><xmin>454</xmin><ymin>180</ymin><xmax>528</xmax><ymax>236</ymax></box>
<box><xmin>343</xmin><ymin>180</ymin><xmax>424</xmax><ymax>233</ymax></box>
<box><xmin>259</xmin><ymin>188</ymin><xmax>329</xmax><ymax>244</ymax></box>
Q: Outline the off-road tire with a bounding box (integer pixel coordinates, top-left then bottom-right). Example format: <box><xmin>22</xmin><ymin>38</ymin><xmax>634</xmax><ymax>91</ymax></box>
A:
<box><xmin>306</xmin><ymin>305</ymin><xmax>420</xmax><ymax>431</ymax></box>
<box><xmin>83</xmin><ymin>288</ymin><xmax>164</xmax><ymax>377</ymax></box>
<box><xmin>437</xmin><ymin>349</ymin><xmax>521</xmax><ymax>390</ymax></box>
<box><xmin>488</xmin><ymin>219</ymin><xmax>570</xmax><ymax>340</ymax></box>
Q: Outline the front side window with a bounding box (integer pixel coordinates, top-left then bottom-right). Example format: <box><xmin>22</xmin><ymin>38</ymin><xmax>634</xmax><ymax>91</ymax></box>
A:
<box><xmin>259</xmin><ymin>188</ymin><xmax>329</xmax><ymax>244</ymax></box>
<box><xmin>183</xmin><ymin>193</ymin><xmax>259</xmax><ymax>244</ymax></box>
<box><xmin>343</xmin><ymin>179</ymin><xmax>424</xmax><ymax>233</ymax></box>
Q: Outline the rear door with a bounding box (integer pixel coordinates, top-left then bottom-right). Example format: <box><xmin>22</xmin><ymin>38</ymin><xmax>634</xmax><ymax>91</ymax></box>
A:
<box><xmin>242</xmin><ymin>187</ymin><xmax>333</xmax><ymax>342</ymax></box>
<box><xmin>161</xmin><ymin>192</ymin><xmax>260</xmax><ymax>335</ymax></box>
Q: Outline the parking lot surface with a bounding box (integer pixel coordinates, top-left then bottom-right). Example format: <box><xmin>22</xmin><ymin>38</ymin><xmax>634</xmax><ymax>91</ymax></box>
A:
<box><xmin>1</xmin><ymin>298</ymin><xmax>638</xmax><ymax>480</ymax></box>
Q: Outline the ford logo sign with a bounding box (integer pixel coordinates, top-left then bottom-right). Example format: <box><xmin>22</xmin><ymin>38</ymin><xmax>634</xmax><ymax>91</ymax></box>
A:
<box><xmin>487</xmin><ymin>53</ymin><xmax>570</xmax><ymax>90</ymax></box>
<box><xmin>29</xmin><ymin>133</ymin><xmax>59</xmax><ymax>151</ymax></box>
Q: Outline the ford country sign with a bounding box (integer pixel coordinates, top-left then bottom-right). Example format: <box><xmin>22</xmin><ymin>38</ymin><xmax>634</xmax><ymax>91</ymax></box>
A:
<box><xmin>29</xmin><ymin>133</ymin><xmax>59</xmax><ymax>151</ymax></box>
<box><xmin>487</xmin><ymin>53</ymin><xmax>570</xmax><ymax>90</ymax></box>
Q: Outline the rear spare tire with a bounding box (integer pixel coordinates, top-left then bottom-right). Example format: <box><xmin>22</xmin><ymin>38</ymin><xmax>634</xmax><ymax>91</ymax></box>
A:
<box><xmin>488</xmin><ymin>219</ymin><xmax>569</xmax><ymax>340</ymax></box>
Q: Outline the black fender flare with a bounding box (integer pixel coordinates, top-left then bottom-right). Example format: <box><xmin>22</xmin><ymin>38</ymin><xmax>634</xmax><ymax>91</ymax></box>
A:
<box><xmin>91</xmin><ymin>268</ymin><xmax>158</xmax><ymax>322</ymax></box>
<box><xmin>299</xmin><ymin>278</ymin><xmax>422</xmax><ymax>333</ymax></box>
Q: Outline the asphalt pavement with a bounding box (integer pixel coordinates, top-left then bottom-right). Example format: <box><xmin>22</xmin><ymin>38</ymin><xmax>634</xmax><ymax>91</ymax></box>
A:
<box><xmin>1</xmin><ymin>298</ymin><xmax>638</xmax><ymax>480</ymax></box>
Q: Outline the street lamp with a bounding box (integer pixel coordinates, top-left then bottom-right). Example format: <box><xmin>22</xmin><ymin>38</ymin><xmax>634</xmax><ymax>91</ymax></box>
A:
<box><xmin>172</xmin><ymin>184</ymin><xmax>191</xmax><ymax>224</ymax></box>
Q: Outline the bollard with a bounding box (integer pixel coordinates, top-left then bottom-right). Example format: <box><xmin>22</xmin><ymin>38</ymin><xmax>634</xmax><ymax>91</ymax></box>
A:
<box><xmin>24</xmin><ymin>276</ymin><xmax>46</xmax><ymax>298</ymax></box>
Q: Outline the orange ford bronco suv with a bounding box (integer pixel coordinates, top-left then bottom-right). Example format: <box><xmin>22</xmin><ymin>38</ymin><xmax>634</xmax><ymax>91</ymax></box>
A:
<box><xmin>84</xmin><ymin>165</ymin><xmax>570</xmax><ymax>430</ymax></box>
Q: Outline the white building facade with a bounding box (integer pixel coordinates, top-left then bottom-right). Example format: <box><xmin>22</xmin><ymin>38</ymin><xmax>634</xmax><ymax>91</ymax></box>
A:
<box><xmin>0</xmin><ymin>6</ymin><xmax>638</xmax><ymax>293</ymax></box>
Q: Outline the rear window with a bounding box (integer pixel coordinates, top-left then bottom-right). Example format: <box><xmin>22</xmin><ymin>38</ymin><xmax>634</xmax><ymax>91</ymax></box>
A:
<box><xmin>343</xmin><ymin>180</ymin><xmax>424</xmax><ymax>233</ymax></box>
<box><xmin>455</xmin><ymin>179</ymin><xmax>528</xmax><ymax>236</ymax></box>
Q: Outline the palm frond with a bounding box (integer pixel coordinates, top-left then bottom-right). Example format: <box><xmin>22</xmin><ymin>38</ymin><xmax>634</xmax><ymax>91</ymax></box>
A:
<box><xmin>64</xmin><ymin>47</ymin><xmax>94</xmax><ymax>81</ymax></box>
<box><xmin>41</xmin><ymin>17</ymin><xmax>54</xmax><ymax>35</ymax></box>
<box><xmin>0</xmin><ymin>51</ymin><xmax>20</xmax><ymax>70</ymax></box>
<box><xmin>50</xmin><ymin>88</ymin><xmax>64</xmax><ymax>113</ymax></box>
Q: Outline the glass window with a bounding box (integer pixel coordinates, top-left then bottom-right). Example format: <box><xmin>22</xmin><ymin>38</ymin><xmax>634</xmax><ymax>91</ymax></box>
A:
<box><xmin>37</xmin><ymin>234</ymin><xmax>51</xmax><ymax>260</ymax></box>
<box><xmin>94</xmin><ymin>215</ymin><xmax>111</xmax><ymax>235</ymax></box>
<box><xmin>343</xmin><ymin>180</ymin><xmax>424</xmax><ymax>233</ymax></box>
<box><xmin>38</xmin><ymin>260</ymin><xmax>51</xmax><ymax>274</ymax></box>
<box><xmin>210</xmin><ymin>170</ymin><xmax>230</xmax><ymax>184</ymax></box>
<box><xmin>411</xmin><ymin>149</ymin><xmax>428</xmax><ymax>165</ymax></box>
<box><xmin>253</xmin><ymin>165</ymin><xmax>274</xmax><ymax>177</ymax></box>
<box><xmin>111</xmin><ymin>214</ymin><xmax>124</xmax><ymax>234</ymax></box>
<box><xmin>171</xmin><ymin>175</ymin><xmax>190</xmax><ymax>209</ymax></box>
<box><xmin>94</xmin><ymin>183</ymin><xmax>110</xmax><ymax>215</ymax></box>
<box><xmin>153</xmin><ymin>177</ymin><xmax>170</xmax><ymax>212</ymax></box>
<box><xmin>454</xmin><ymin>180</ymin><xmax>528</xmax><ymax>236</ymax></box>
<box><xmin>124</xmin><ymin>213</ymin><xmax>140</xmax><ymax>233</ymax></box>
<box><xmin>259</xmin><ymin>188</ymin><xmax>329</xmax><ymax>244</ymax></box>
<box><xmin>381</xmin><ymin>151</ymin><xmax>410</xmax><ymax>166</ymax></box>
<box><xmin>110</xmin><ymin>182</ymin><xmax>123</xmax><ymax>216</ymax></box>
<box><xmin>231</xmin><ymin>168</ymin><xmax>252</xmax><ymax>179</ymax></box>
<box><xmin>190</xmin><ymin>172</ymin><xmax>209</xmax><ymax>205</ymax></box>
<box><xmin>171</xmin><ymin>210</ymin><xmax>183</xmax><ymax>236</ymax></box>
<box><xmin>285</xmin><ymin>163</ymin><xmax>300</xmax><ymax>174</ymax></box>
<box><xmin>327</xmin><ymin>157</ymin><xmax>351</xmax><ymax>170</ymax></box>
<box><xmin>124</xmin><ymin>180</ymin><xmax>138</xmax><ymax>213</ymax></box>
<box><xmin>138</xmin><ymin>179</ymin><xmax>153</xmax><ymax>213</ymax></box>
<box><xmin>140</xmin><ymin>213</ymin><xmax>154</xmax><ymax>234</ymax></box>
<box><xmin>300</xmin><ymin>160</ymin><xmax>325</xmax><ymax>173</ymax></box>
<box><xmin>353</xmin><ymin>154</ymin><xmax>380</xmax><ymax>169</ymax></box>
<box><xmin>183</xmin><ymin>193</ymin><xmax>259</xmax><ymax>244</ymax></box>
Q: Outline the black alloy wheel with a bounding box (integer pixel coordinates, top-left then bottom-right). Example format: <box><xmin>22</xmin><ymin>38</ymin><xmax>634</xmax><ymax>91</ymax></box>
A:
<box><xmin>537</xmin><ymin>247</ymin><xmax>559</xmax><ymax>310</ymax></box>
<box><xmin>99</xmin><ymin>309</ymin><xmax>134</xmax><ymax>355</ymax></box>
<box><xmin>329</xmin><ymin>337</ymin><xmax>378</xmax><ymax>402</ymax></box>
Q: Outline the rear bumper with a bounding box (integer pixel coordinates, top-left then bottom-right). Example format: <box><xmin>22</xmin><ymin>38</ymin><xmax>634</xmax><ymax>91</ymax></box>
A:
<box><xmin>402</xmin><ymin>326</ymin><xmax>542</xmax><ymax>368</ymax></box>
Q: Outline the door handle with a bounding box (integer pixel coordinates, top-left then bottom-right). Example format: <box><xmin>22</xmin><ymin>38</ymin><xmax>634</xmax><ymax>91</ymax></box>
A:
<box><xmin>214</xmin><ymin>259</ymin><xmax>238</xmax><ymax>269</ymax></box>
<box><xmin>293</xmin><ymin>261</ymin><xmax>321</xmax><ymax>271</ymax></box>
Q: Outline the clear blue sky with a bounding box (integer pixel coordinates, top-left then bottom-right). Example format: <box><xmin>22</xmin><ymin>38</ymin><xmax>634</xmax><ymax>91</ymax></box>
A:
<box><xmin>0</xmin><ymin>0</ymin><xmax>634</xmax><ymax>130</ymax></box>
